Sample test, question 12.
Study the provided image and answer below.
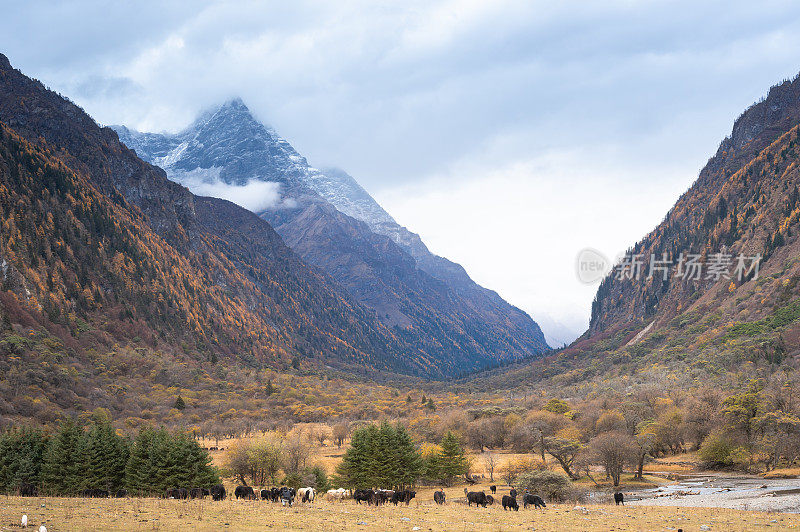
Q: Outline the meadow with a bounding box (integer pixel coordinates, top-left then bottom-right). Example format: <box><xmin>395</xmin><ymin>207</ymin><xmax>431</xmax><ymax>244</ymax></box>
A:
<box><xmin>1</xmin><ymin>493</ymin><xmax>798</xmax><ymax>531</ymax></box>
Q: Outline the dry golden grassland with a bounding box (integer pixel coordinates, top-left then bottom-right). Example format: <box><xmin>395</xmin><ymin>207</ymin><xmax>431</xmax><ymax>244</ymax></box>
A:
<box><xmin>1</xmin><ymin>495</ymin><xmax>798</xmax><ymax>531</ymax></box>
<box><xmin>23</xmin><ymin>433</ymin><xmax>783</xmax><ymax>530</ymax></box>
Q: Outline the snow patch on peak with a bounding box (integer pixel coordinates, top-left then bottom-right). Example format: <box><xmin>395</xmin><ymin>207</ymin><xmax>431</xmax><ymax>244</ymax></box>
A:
<box><xmin>306</xmin><ymin>167</ymin><xmax>397</xmax><ymax>228</ymax></box>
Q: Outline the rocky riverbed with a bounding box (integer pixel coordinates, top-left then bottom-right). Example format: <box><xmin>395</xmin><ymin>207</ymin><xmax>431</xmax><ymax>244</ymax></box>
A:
<box><xmin>626</xmin><ymin>474</ymin><xmax>800</xmax><ymax>513</ymax></box>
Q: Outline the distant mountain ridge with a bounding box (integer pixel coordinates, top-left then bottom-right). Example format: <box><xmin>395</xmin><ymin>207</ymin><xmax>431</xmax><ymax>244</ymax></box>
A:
<box><xmin>0</xmin><ymin>53</ymin><xmax>422</xmax><ymax>378</ymax></box>
<box><xmin>590</xmin><ymin>73</ymin><xmax>800</xmax><ymax>335</ymax></box>
<box><xmin>114</xmin><ymin>99</ymin><xmax>550</xmax><ymax>374</ymax></box>
<box><xmin>466</xmin><ymin>72</ymin><xmax>800</xmax><ymax>395</ymax></box>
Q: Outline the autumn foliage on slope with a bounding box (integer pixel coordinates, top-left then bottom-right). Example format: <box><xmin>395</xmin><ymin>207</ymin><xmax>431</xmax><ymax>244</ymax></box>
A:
<box><xmin>591</xmin><ymin>74</ymin><xmax>800</xmax><ymax>334</ymax></box>
<box><xmin>0</xmin><ymin>52</ymin><xmax>440</xmax><ymax>376</ymax></box>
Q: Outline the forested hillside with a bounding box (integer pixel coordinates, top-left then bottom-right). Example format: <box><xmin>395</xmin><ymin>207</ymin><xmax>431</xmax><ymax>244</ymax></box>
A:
<box><xmin>464</xmin><ymin>74</ymin><xmax>800</xmax><ymax>400</ymax></box>
<box><xmin>115</xmin><ymin>100</ymin><xmax>549</xmax><ymax>376</ymax></box>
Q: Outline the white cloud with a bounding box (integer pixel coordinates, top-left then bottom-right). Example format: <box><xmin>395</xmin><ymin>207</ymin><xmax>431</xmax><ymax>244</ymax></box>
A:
<box><xmin>171</xmin><ymin>168</ymin><xmax>290</xmax><ymax>212</ymax></box>
<box><xmin>4</xmin><ymin>0</ymin><xmax>800</xmax><ymax>340</ymax></box>
<box><xmin>377</xmin><ymin>145</ymin><xmax>695</xmax><ymax>342</ymax></box>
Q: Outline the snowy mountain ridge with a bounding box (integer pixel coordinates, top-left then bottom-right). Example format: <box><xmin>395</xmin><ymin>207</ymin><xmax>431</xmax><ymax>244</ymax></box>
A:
<box><xmin>113</xmin><ymin>99</ymin><xmax>551</xmax><ymax>370</ymax></box>
<box><xmin>115</xmin><ymin>99</ymin><xmax>451</xmax><ymax>271</ymax></box>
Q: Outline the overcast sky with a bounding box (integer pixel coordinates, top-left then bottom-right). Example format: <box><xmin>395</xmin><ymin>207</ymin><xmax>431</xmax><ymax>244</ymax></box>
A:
<box><xmin>3</xmin><ymin>1</ymin><xmax>800</xmax><ymax>344</ymax></box>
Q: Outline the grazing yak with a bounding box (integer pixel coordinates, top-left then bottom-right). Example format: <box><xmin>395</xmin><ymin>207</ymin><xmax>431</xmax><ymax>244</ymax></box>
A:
<box><xmin>115</xmin><ymin>489</ymin><xmax>128</xmax><ymax>498</ymax></box>
<box><xmin>464</xmin><ymin>488</ymin><xmax>488</xmax><ymax>507</ymax></box>
<box><xmin>326</xmin><ymin>488</ymin><xmax>348</xmax><ymax>501</ymax></box>
<box><xmin>234</xmin><ymin>485</ymin><xmax>255</xmax><ymax>500</ymax></box>
<box><xmin>191</xmin><ymin>488</ymin><xmax>210</xmax><ymax>499</ymax></box>
<box><xmin>614</xmin><ymin>492</ymin><xmax>624</xmax><ymax>505</ymax></box>
<box><xmin>502</xmin><ymin>495</ymin><xmax>519</xmax><ymax>511</ymax></box>
<box><xmin>299</xmin><ymin>487</ymin><xmax>316</xmax><ymax>503</ymax></box>
<box><xmin>210</xmin><ymin>484</ymin><xmax>226</xmax><ymax>501</ymax></box>
<box><xmin>280</xmin><ymin>486</ymin><xmax>295</xmax><ymax>506</ymax></box>
<box><xmin>485</xmin><ymin>494</ymin><xmax>494</xmax><ymax>505</ymax></box>
<box><xmin>391</xmin><ymin>490</ymin><xmax>415</xmax><ymax>505</ymax></box>
<box><xmin>260</xmin><ymin>489</ymin><xmax>270</xmax><ymax>500</ymax></box>
<box><xmin>523</xmin><ymin>494</ymin><xmax>546</xmax><ymax>509</ymax></box>
<box><xmin>372</xmin><ymin>490</ymin><xmax>390</xmax><ymax>505</ymax></box>
<box><xmin>165</xmin><ymin>488</ymin><xmax>188</xmax><ymax>500</ymax></box>
<box><xmin>19</xmin><ymin>483</ymin><xmax>37</xmax><ymax>497</ymax></box>
<box><xmin>353</xmin><ymin>489</ymin><xmax>374</xmax><ymax>504</ymax></box>
<box><xmin>270</xmin><ymin>487</ymin><xmax>281</xmax><ymax>502</ymax></box>
<box><xmin>490</xmin><ymin>485</ymin><xmax>496</xmax><ymax>494</ymax></box>
<box><xmin>433</xmin><ymin>489</ymin><xmax>445</xmax><ymax>505</ymax></box>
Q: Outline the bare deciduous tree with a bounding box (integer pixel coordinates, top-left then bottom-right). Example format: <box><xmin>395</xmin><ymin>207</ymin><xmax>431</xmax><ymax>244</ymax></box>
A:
<box><xmin>283</xmin><ymin>433</ymin><xmax>310</xmax><ymax>474</ymax></box>
<box><xmin>482</xmin><ymin>452</ymin><xmax>497</xmax><ymax>482</ymax></box>
<box><xmin>588</xmin><ymin>431</ymin><xmax>638</xmax><ymax>486</ymax></box>
<box><xmin>332</xmin><ymin>422</ymin><xmax>350</xmax><ymax>449</ymax></box>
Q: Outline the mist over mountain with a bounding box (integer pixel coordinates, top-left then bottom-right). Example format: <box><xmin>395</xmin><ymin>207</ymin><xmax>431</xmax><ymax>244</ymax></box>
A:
<box><xmin>114</xmin><ymin>98</ymin><xmax>550</xmax><ymax>376</ymax></box>
<box><xmin>473</xmin><ymin>71</ymin><xmax>800</xmax><ymax>394</ymax></box>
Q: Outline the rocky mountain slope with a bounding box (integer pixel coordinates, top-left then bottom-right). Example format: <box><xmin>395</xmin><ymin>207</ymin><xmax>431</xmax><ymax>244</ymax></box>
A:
<box><xmin>468</xmin><ymin>73</ymin><xmax>800</xmax><ymax>395</ymax></box>
<box><xmin>0</xmin><ymin>53</ymin><xmax>437</xmax><ymax>378</ymax></box>
<box><xmin>590</xmin><ymin>74</ymin><xmax>800</xmax><ymax>335</ymax></box>
<box><xmin>115</xmin><ymin>99</ymin><xmax>549</xmax><ymax>375</ymax></box>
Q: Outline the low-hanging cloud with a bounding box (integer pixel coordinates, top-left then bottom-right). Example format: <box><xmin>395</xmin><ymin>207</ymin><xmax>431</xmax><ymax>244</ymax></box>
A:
<box><xmin>169</xmin><ymin>167</ymin><xmax>290</xmax><ymax>213</ymax></box>
<box><xmin>4</xmin><ymin>1</ymin><xmax>800</xmax><ymax>342</ymax></box>
<box><xmin>191</xmin><ymin>179</ymin><xmax>287</xmax><ymax>213</ymax></box>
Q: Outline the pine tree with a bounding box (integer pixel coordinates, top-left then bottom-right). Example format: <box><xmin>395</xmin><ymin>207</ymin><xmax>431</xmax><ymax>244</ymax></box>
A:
<box><xmin>124</xmin><ymin>427</ymin><xmax>217</xmax><ymax>494</ymax></box>
<box><xmin>0</xmin><ymin>427</ymin><xmax>48</xmax><ymax>493</ymax></box>
<box><xmin>437</xmin><ymin>431</ymin><xmax>469</xmax><ymax>486</ymax></box>
<box><xmin>146</xmin><ymin>429</ymin><xmax>174</xmax><ymax>492</ymax></box>
<box><xmin>335</xmin><ymin>425</ymin><xmax>373</xmax><ymax>489</ymax></box>
<box><xmin>174</xmin><ymin>396</ymin><xmax>186</xmax><ymax>410</ymax></box>
<box><xmin>86</xmin><ymin>421</ymin><xmax>129</xmax><ymax>492</ymax></box>
<box><xmin>41</xmin><ymin>419</ymin><xmax>88</xmax><ymax>495</ymax></box>
<box><xmin>124</xmin><ymin>428</ymin><xmax>156</xmax><ymax>495</ymax></box>
<box><xmin>370</xmin><ymin>423</ymin><xmax>393</xmax><ymax>488</ymax></box>
<box><xmin>394</xmin><ymin>424</ymin><xmax>423</xmax><ymax>489</ymax></box>
<box><xmin>335</xmin><ymin>423</ymin><xmax>422</xmax><ymax>490</ymax></box>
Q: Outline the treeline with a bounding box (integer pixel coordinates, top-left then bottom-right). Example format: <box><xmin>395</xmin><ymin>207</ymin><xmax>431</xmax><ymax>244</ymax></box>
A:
<box><xmin>0</xmin><ymin>411</ymin><xmax>218</xmax><ymax>496</ymax></box>
<box><xmin>334</xmin><ymin>423</ymin><xmax>469</xmax><ymax>489</ymax></box>
<box><xmin>410</xmin><ymin>377</ymin><xmax>800</xmax><ymax>485</ymax></box>
<box><xmin>224</xmin><ymin>432</ymin><xmax>329</xmax><ymax>491</ymax></box>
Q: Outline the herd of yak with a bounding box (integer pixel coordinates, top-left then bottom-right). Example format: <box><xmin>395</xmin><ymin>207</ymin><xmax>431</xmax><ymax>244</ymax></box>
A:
<box><xmin>231</xmin><ymin>485</ymin><xmax>316</xmax><ymax>506</ymax></box>
<box><xmin>14</xmin><ymin>482</ymin><xmax>629</xmax><ymax>510</ymax></box>
<box><xmin>346</xmin><ymin>485</ymin><xmax>550</xmax><ymax>511</ymax></box>
<box><xmin>463</xmin><ymin>486</ymin><xmax>547</xmax><ymax>511</ymax></box>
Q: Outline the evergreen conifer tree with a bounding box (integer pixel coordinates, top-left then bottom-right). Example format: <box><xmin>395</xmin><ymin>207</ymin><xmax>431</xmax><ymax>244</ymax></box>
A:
<box><xmin>86</xmin><ymin>421</ymin><xmax>129</xmax><ymax>492</ymax></box>
<box><xmin>438</xmin><ymin>431</ymin><xmax>469</xmax><ymax>485</ymax></box>
<box><xmin>0</xmin><ymin>427</ymin><xmax>48</xmax><ymax>493</ymax></box>
<box><xmin>124</xmin><ymin>428</ymin><xmax>154</xmax><ymax>495</ymax></box>
<box><xmin>335</xmin><ymin>422</ymin><xmax>422</xmax><ymax>490</ymax></box>
<box><xmin>394</xmin><ymin>424</ymin><xmax>423</xmax><ymax>488</ymax></box>
<box><xmin>41</xmin><ymin>419</ymin><xmax>88</xmax><ymax>495</ymax></box>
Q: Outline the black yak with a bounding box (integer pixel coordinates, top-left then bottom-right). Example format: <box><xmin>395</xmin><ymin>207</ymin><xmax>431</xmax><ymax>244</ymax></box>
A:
<box><xmin>502</xmin><ymin>495</ymin><xmax>519</xmax><ymax>511</ymax></box>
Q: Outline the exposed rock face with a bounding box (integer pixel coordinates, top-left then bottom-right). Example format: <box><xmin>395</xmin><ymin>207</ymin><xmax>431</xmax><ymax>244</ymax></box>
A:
<box><xmin>113</xmin><ymin>99</ymin><xmax>550</xmax><ymax>375</ymax></box>
<box><xmin>590</xmin><ymin>73</ymin><xmax>800</xmax><ymax>335</ymax></box>
<box><xmin>0</xmin><ymin>52</ymin><xmax>424</xmax><ymax>375</ymax></box>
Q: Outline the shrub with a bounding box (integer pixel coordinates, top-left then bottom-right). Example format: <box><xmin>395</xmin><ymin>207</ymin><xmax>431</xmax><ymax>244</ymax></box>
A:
<box><xmin>501</xmin><ymin>456</ymin><xmax>545</xmax><ymax>486</ymax></box>
<box><xmin>544</xmin><ymin>399</ymin><xmax>571</xmax><ymax>415</ymax></box>
<box><xmin>513</xmin><ymin>469</ymin><xmax>574</xmax><ymax>501</ymax></box>
<box><xmin>281</xmin><ymin>472</ymin><xmax>302</xmax><ymax>489</ymax></box>
<box><xmin>698</xmin><ymin>432</ymin><xmax>736</xmax><ymax>467</ymax></box>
